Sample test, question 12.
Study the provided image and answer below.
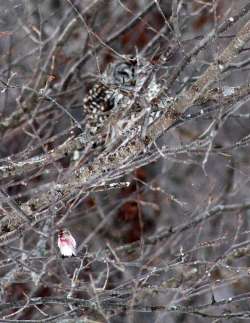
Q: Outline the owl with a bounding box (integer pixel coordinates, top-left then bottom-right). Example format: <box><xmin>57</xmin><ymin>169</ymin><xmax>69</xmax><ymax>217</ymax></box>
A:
<box><xmin>83</xmin><ymin>57</ymin><xmax>164</xmax><ymax>141</ymax></box>
<box><xmin>83</xmin><ymin>59</ymin><xmax>138</xmax><ymax>136</ymax></box>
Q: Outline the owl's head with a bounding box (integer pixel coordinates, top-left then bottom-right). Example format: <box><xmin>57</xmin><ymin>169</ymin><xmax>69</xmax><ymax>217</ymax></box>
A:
<box><xmin>112</xmin><ymin>61</ymin><xmax>136</xmax><ymax>87</ymax></box>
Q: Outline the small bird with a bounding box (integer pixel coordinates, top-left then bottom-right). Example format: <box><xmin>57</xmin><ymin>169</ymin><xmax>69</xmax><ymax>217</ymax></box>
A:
<box><xmin>57</xmin><ymin>228</ymin><xmax>77</xmax><ymax>257</ymax></box>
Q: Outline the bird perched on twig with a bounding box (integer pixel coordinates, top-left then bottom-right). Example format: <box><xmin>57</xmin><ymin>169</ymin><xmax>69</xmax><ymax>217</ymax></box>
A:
<box><xmin>57</xmin><ymin>228</ymin><xmax>77</xmax><ymax>257</ymax></box>
<box><xmin>83</xmin><ymin>58</ymin><xmax>138</xmax><ymax>137</ymax></box>
<box><xmin>82</xmin><ymin>56</ymin><xmax>170</xmax><ymax>148</ymax></box>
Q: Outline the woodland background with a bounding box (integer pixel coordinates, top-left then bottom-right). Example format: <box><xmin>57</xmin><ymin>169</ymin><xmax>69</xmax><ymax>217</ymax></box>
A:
<box><xmin>1</xmin><ymin>0</ymin><xmax>250</xmax><ymax>322</ymax></box>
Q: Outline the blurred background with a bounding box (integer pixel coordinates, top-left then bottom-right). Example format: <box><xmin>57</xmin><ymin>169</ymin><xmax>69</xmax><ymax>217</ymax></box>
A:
<box><xmin>0</xmin><ymin>0</ymin><xmax>250</xmax><ymax>322</ymax></box>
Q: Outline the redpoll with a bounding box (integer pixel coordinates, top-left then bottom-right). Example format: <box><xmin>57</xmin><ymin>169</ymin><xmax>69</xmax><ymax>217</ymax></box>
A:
<box><xmin>57</xmin><ymin>228</ymin><xmax>76</xmax><ymax>257</ymax></box>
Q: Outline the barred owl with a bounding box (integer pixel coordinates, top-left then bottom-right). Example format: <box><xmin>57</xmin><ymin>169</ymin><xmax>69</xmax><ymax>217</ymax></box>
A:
<box><xmin>83</xmin><ymin>58</ymin><xmax>165</xmax><ymax>141</ymax></box>
<box><xmin>83</xmin><ymin>59</ymin><xmax>137</xmax><ymax>136</ymax></box>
